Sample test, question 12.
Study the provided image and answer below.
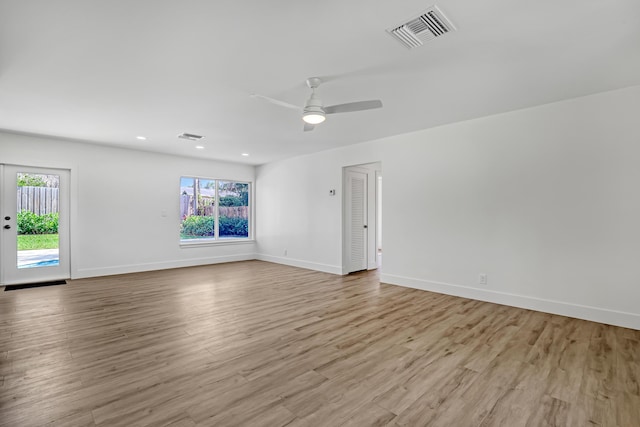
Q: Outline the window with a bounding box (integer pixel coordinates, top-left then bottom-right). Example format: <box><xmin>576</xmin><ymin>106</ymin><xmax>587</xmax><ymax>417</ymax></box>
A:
<box><xmin>180</xmin><ymin>177</ymin><xmax>250</xmax><ymax>242</ymax></box>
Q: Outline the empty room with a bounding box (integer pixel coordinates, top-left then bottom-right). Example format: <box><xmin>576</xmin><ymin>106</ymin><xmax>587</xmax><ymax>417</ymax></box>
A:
<box><xmin>1</xmin><ymin>1</ymin><xmax>639</xmax><ymax>426</ymax></box>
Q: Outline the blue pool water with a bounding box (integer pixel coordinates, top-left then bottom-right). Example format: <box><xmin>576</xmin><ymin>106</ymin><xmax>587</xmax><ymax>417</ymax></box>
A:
<box><xmin>20</xmin><ymin>260</ymin><xmax>60</xmax><ymax>269</ymax></box>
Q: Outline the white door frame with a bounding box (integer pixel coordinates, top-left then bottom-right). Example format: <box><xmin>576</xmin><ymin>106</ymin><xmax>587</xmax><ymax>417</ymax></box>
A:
<box><xmin>342</xmin><ymin>162</ymin><xmax>382</xmax><ymax>274</ymax></box>
<box><xmin>375</xmin><ymin>170</ymin><xmax>382</xmax><ymax>269</ymax></box>
<box><xmin>1</xmin><ymin>164</ymin><xmax>71</xmax><ymax>285</ymax></box>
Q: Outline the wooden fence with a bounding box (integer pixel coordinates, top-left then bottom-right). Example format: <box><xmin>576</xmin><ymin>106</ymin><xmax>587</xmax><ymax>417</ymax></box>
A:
<box><xmin>180</xmin><ymin>194</ymin><xmax>248</xmax><ymax>219</ymax></box>
<box><xmin>17</xmin><ymin>186</ymin><xmax>59</xmax><ymax>215</ymax></box>
<box><xmin>220</xmin><ymin>206</ymin><xmax>249</xmax><ymax>219</ymax></box>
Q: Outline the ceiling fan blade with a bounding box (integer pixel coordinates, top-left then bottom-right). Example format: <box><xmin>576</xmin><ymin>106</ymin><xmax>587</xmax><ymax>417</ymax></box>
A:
<box><xmin>303</xmin><ymin>123</ymin><xmax>315</xmax><ymax>132</ymax></box>
<box><xmin>324</xmin><ymin>100</ymin><xmax>383</xmax><ymax>115</ymax></box>
<box><xmin>250</xmin><ymin>93</ymin><xmax>301</xmax><ymax>111</ymax></box>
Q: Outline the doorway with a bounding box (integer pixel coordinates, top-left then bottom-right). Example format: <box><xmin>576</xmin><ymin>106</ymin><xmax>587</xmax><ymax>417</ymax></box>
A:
<box><xmin>343</xmin><ymin>162</ymin><xmax>382</xmax><ymax>274</ymax></box>
<box><xmin>1</xmin><ymin>165</ymin><xmax>70</xmax><ymax>285</ymax></box>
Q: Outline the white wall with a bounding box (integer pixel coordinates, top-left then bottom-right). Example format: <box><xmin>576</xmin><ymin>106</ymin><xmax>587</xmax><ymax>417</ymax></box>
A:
<box><xmin>255</xmin><ymin>143</ymin><xmax>383</xmax><ymax>274</ymax></box>
<box><xmin>0</xmin><ymin>133</ymin><xmax>256</xmax><ymax>279</ymax></box>
<box><xmin>256</xmin><ymin>85</ymin><xmax>640</xmax><ymax>329</ymax></box>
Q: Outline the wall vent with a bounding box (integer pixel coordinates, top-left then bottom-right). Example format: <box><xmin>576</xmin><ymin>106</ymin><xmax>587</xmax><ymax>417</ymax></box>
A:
<box><xmin>387</xmin><ymin>5</ymin><xmax>456</xmax><ymax>49</ymax></box>
<box><xmin>178</xmin><ymin>133</ymin><xmax>204</xmax><ymax>141</ymax></box>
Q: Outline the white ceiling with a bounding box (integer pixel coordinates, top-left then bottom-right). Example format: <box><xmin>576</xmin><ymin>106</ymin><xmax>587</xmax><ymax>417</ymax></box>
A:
<box><xmin>1</xmin><ymin>0</ymin><xmax>639</xmax><ymax>165</ymax></box>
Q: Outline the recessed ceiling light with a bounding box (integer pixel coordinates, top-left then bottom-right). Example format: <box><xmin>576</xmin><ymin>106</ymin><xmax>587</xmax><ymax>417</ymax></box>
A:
<box><xmin>136</xmin><ymin>136</ymin><xmax>147</xmax><ymax>140</ymax></box>
<box><xmin>241</xmin><ymin>153</ymin><xmax>249</xmax><ymax>157</ymax></box>
<box><xmin>195</xmin><ymin>145</ymin><xmax>205</xmax><ymax>150</ymax></box>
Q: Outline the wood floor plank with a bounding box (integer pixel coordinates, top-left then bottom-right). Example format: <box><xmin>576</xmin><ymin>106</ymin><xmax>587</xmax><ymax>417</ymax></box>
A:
<box><xmin>524</xmin><ymin>394</ymin><xmax>570</xmax><ymax>427</ymax></box>
<box><xmin>1</xmin><ymin>260</ymin><xmax>638</xmax><ymax>426</ymax></box>
<box><xmin>339</xmin><ymin>402</ymin><xmax>396</xmax><ymax>426</ymax></box>
<box><xmin>477</xmin><ymin>388</ymin><xmax>537</xmax><ymax>427</ymax></box>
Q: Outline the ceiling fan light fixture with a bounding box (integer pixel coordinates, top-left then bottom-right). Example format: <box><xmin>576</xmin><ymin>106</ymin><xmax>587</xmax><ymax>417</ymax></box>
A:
<box><xmin>303</xmin><ymin>91</ymin><xmax>325</xmax><ymax>124</ymax></box>
<box><xmin>303</xmin><ymin>111</ymin><xmax>326</xmax><ymax>124</ymax></box>
<box><xmin>252</xmin><ymin>76</ymin><xmax>382</xmax><ymax>132</ymax></box>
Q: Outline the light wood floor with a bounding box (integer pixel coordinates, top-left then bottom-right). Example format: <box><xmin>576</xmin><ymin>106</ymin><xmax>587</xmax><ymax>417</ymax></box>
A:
<box><xmin>1</xmin><ymin>261</ymin><xmax>639</xmax><ymax>426</ymax></box>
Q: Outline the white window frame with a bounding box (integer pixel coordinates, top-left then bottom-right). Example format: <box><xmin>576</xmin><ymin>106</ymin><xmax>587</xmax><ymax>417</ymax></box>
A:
<box><xmin>179</xmin><ymin>176</ymin><xmax>253</xmax><ymax>247</ymax></box>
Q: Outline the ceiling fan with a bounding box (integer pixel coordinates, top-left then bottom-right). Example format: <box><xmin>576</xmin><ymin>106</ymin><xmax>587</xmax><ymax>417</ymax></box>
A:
<box><xmin>251</xmin><ymin>77</ymin><xmax>383</xmax><ymax>132</ymax></box>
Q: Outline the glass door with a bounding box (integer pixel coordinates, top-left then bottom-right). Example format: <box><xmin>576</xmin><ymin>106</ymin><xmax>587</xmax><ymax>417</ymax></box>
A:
<box><xmin>1</xmin><ymin>165</ymin><xmax>70</xmax><ymax>285</ymax></box>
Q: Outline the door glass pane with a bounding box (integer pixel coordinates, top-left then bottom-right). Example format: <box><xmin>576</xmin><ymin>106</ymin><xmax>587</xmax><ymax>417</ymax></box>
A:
<box><xmin>218</xmin><ymin>181</ymin><xmax>249</xmax><ymax>239</ymax></box>
<box><xmin>16</xmin><ymin>173</ymin><xmax>60</xmax><ymax>269</ymax></box>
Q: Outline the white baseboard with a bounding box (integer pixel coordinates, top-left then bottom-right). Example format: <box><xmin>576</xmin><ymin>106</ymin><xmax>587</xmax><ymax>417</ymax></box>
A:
<box><xmin>74</xmin><ymin>253</ymin><xmax>257</xmax><ymax>279</ymax></box>
<box><xmin>381</xmin><ymin>273</ymin><xmax>640</xmax><ymax>331</ymax></box>
<box><xmin>256</xmin><ymin>253</ymin><xmax>342</xmax><ymax>275</ymax></box>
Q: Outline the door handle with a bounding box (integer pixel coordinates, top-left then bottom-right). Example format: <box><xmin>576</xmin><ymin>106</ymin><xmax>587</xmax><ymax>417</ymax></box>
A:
<box><xmin>363</xmin><ymin>225</ymin><xmax>368</xmax><ymax>229</ymax></box>
<box><xmin>3</xmin><ymin>225</ymin><xmax>10</xmax><ymax>229</ymax></box>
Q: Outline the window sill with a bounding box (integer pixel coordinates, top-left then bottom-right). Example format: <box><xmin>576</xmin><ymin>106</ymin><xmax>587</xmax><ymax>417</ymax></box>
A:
<box><xmin>180</xmin><ymin>238</ymin><xmax>255</xmax><ymax>248</ymax></box>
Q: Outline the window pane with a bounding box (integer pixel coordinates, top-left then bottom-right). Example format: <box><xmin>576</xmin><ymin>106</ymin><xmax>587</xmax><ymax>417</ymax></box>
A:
<box><xmin>180</xmin><ymin>177</ymin><xmax>215</xmax><ymax>240</ymax></box>
<box><xmin>218</xmin><ymin>181</ymin><xmax>249</xmax><ymax>239</ymax></box>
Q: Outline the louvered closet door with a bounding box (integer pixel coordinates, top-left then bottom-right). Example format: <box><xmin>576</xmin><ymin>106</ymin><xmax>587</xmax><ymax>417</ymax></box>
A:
<box><xmin>346</xmin><ymin>170</ymin><xmax>367</xmax><ymax>273</ymax></box>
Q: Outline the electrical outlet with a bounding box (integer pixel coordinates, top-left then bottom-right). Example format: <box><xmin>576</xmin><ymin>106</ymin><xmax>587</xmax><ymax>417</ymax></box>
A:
<box><xmin>479</xmin><ymin>273</ymin><xmax>487</xmax><ymax>285</ymax></box>
<box><xmin>284</xmin><ymin>249</ymin><xmax>287</xmax><ymax>256</ymax></box>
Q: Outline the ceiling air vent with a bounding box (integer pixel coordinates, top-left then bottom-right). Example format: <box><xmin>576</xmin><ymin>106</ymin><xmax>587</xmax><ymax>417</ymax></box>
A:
<box><xmin>387</xmin><ymin>5</ymin><xmax>456</xmax><ymax>49</ymax></box>
<box><xmin>178</xmin><ymin>133</ymin><xmax>204</xmax><ymax>141</ymax></box>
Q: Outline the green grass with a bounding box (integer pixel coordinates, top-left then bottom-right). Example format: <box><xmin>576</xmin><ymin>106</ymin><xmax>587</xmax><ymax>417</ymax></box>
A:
<box><xmin>17</xmin><ymin>234</ymin><xmax>59</xmax><ymax>250</ymax></box>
